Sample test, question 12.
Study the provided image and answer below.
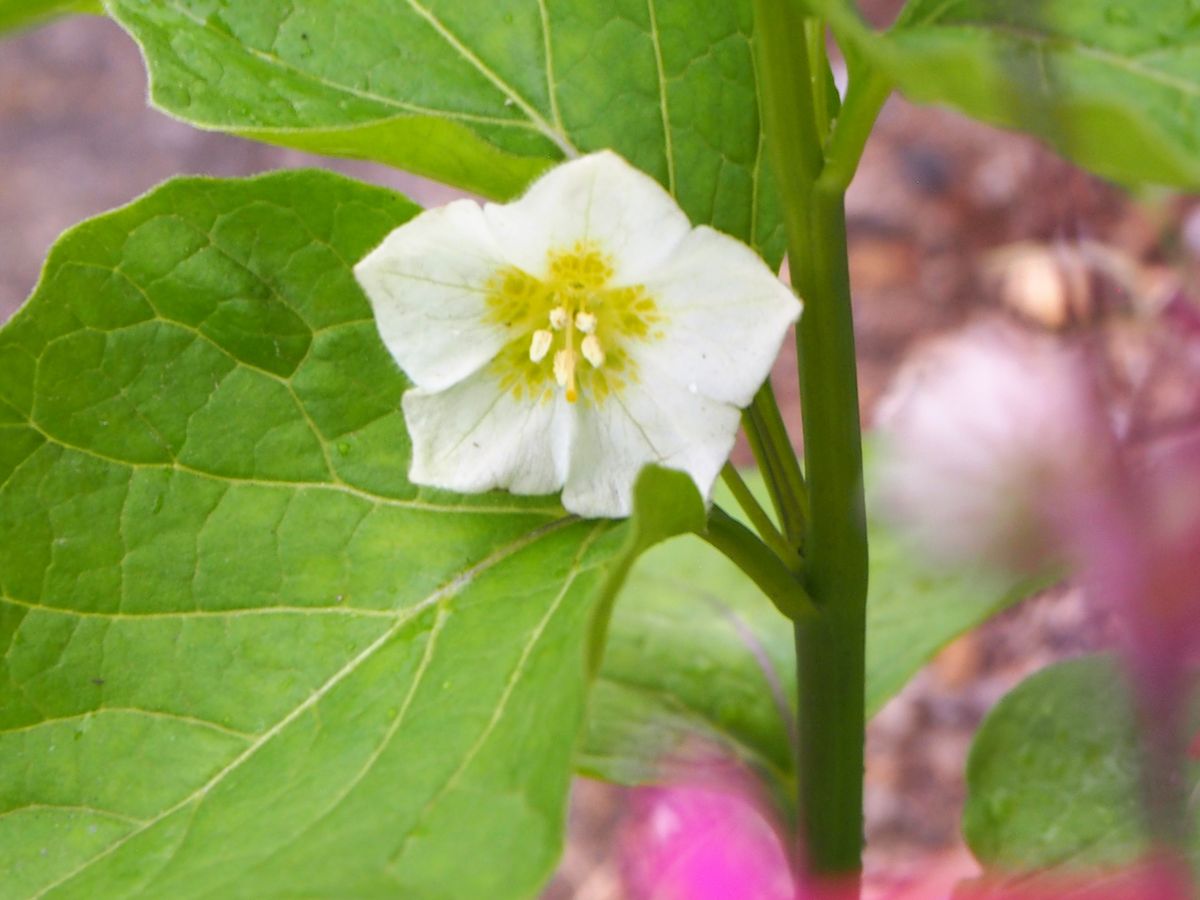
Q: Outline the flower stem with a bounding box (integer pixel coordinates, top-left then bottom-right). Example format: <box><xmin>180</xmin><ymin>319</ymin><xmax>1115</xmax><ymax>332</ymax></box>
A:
<box><xmin>818</xmin><ymin>68</ymin><xmax>891</xmax><ymax>194</ymax></box>
<box><xmin>703</xmin><ymin>507</ymin><xmax>816</xmax><ymax>621</ymax></box>
<box><xmin>720</xmin><ymin>463</ymin><xmax>800</xmax><ymax>571</ymax></box>
<box><xmin>744</xmin><ymin>384</ymin><xmax>809</xmax><ymax>546</ymax></box>
<box><xmin>753</xmin><ymin>0</ymin><xmax>882</xmax><ymax>888</ymax></box>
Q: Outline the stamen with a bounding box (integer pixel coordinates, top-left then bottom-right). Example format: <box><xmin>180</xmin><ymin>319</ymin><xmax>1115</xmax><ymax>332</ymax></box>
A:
<box><xmin>575</xmin><ymin>311</ymin><xmax>597</xmax><ymax>334</ymax></box>
<box><xmin>581</xmin><ymin>334</ymin><xmax>606</xmax><ymax>368</ymax></box>
<box><xmin>554</xmin><ymin>348</ymin><xmax>578</xmax><ymax>403</ymax></box>
<box><xmin>549</xmin><ymin>307</ymin><xmax>569</xmax><ymax>330</ymax></box>
<box><xmin>553</xmin><ymin>349</ymin><xmax>570</xmax><ymax>386</ymax></box>
<box><xmin>529</xmin><ymin>329</ymin><xmax>553</xmax><ymax>363</ymax></box>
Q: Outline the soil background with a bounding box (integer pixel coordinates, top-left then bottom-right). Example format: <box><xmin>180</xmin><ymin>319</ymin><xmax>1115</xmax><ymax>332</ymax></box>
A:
<box><xmin>3</xmin><ymin>7</ymin><xmax>1195</xmax><ymax>898</ymax></box>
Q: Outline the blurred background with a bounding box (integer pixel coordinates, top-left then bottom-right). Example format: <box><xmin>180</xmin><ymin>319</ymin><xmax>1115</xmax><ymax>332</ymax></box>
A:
<box><xmin>3</xmin><ymin>5</ymin><xmax>1199</xmax><ymax>898</ymax></box>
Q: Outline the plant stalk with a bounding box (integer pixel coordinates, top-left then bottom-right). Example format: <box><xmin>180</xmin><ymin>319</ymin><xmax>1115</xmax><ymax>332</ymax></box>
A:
<box><xmin>753</xmin><ymin>0</ymin><xmax>875</xmax><ymax>887</ymax></box>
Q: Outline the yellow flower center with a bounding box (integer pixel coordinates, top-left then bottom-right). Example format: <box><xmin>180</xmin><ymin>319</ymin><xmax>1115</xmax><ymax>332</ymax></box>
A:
<box><xmin>485</xmin><ymin>242</ymin><xmax>663</xmax><ymax>404</ymax></box>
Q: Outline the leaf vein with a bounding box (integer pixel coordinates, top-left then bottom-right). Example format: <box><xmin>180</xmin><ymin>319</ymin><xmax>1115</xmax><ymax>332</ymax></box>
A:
<box><xmin>400</xmin><ymin>0</ymin><xmax>578</xmax><ymax>157</ymax></box>
<box><xmin>21</xmin><ymin>416</ymin><xmax>562</xmax><ymax>516</ymax></box>
<box><xmin>389</xmin><ymin>523</ymin><xmax>606</xmax><ymax>867</ymax></box>
<box><xmin>0</xmin><ymin>593</ymin><xmax>397</xmax><ymax>621</ymax></box>
<box><xmin>645</xmin><ymin>0</ymin><xmax>676</xmax><ymax>194</ymax></box>
<box><xmin>537</xmin><ymin>0</ymin><xmax>563</xmax><ymax>132</ymax></box>
<box><xmin>0</xmin><ymin>804</ymin><xmax>147</xmax><ymax>828</ymax></box>
<box><xmin>1</xmin><ymin>707</ymin><xmax>255</xmax><ymax>742</ymax></box>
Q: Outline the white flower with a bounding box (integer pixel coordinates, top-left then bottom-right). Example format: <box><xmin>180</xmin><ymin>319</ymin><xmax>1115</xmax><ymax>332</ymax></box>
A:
<box><xmin>354</xmin><ymin>151</ymin><xmax>801</xmax><ymax>518</ymax></box>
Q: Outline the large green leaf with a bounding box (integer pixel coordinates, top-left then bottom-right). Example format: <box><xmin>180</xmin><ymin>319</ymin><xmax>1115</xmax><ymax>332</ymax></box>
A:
<box><xmin>102</xmin><ymin>0</ymin><xmax>784</xmax><ymax>260</ymax></box>
<box><xmin>819</xmin><ymin>0</ymin><xmax>1200</xmax><ymax>188</ymax></box>
<box><xmin>581</xmin><ymin>468</ymin><xmax>1041</xmax><ymax>799</ymax></box>
<box><xmin>0</xmin><ymin>0</ymin><xmax>99</xmax><ymax>34</ymax></box>
<box><xmin>0</xmin><ymin>170</ymin><xmax>702</xmax><ymax>899</ymax></box>
<box><xmin>964</xmin><ymin>655</ymin><xmax>1200</xmax><ymax>878</ymax></box>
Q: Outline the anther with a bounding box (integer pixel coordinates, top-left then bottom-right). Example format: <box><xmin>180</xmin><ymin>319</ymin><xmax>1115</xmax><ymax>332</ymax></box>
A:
<box><xmin>575</xmin><ymin>311</ymin><xmax>597</xmax><ymax>334</ymax></box>
<box><xmin>581</xmin><ymin>335</ymin><xmax>606</xmax><ymax>368</ymax></box>
<box><xmin>529</xmin><ymin>329</ymin><xmax>553</xmax><ymax>363</ymax></box>
<box><xmin>549</xmin><ymin>307</ymin><xmax>569</xmax><ymax>330</ymax></box>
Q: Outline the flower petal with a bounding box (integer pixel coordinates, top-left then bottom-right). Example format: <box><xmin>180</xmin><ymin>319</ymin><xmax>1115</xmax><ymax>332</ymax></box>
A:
<box><xmin>483</xmin><ymin>151</ymin><xmax>692</xmax><ymax>285</ymax></box>
<box><xmin>636</xmin><ymin>226</ymin><xmax>801</xmax><ymax>407</ymax></box>
<box><xmin>562</xmin><ymin>369</ymin><xmax>741</xmax><ymax>517</ymax></box>
<box><xmin>403</xmin><ymin>372</ymin><xmax>572</xmax><ymax>496</ymax></box>
<box><xmin>355</xmin><ymin>199</ymin><xmax>512</xmax><ymax>392</ymax></box>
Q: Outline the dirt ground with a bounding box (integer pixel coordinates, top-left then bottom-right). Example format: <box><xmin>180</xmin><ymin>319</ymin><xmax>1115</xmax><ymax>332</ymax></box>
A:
<box><xmin>3</xmin><ymin>10</ymin><xmax>1197</xmax><ymax>899</ymax></box>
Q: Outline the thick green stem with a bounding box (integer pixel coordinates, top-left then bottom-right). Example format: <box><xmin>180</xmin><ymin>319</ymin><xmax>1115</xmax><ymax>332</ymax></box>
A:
<box><xmin>790</xmin><ymin>191</ymin><xmax>868</xmax><ymax>879</ymax></box>
<box><xmin>753</xmin><ymin>0</ymin><xmax>875</xmax><ymax>886</ymax></box>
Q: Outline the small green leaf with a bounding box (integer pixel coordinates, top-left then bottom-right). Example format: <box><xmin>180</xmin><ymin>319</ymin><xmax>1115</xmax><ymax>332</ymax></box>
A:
<box><xmin>582</xmin><ymin>465</ymin><xmax>1042</xmax><ymax>799</ymax></box>
<box><xmin>102</xmin><ymin>0</ymin><xmax>784</xmax><ymax>261</ymax></box>
<box><xmin>0</xmin><ymin>0</ymin><xmax>99</xmax><ymax>34</ymax></box>
<box><xmin>0</xmin><ymin>170</ymin><xmax>696</xmax><ymax>898</ymax></box>
<box><xmin>963</xmin><ymin>655</ymin><xmax>1200</xmax><ymax>876</ymax></box>
<box><xmin>820</xmin><ymin>0</ymin><xmax>1200</xmax><ymax>188</ymax></box>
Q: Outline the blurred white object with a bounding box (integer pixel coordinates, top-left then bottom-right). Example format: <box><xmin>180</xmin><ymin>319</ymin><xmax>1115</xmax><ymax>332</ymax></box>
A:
<box><xmin>874</xmin><ymin>322</ymin><xmax>1114</xmax><ymax>573</ymax></box>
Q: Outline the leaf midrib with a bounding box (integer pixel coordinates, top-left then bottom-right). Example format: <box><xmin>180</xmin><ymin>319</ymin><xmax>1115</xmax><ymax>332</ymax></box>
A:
<box><xmin>15</xmin><ymin>414</ymin><xmax>562</xmax><ymax>517</ymax></box>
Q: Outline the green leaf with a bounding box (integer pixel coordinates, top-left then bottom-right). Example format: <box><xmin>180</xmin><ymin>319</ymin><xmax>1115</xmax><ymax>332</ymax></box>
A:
<box><xmin>581</xmin><ymin>465</ymin><xmax>1041</xmax><ymax>798</ymax></box>
<box><xmin>102</xmin><ymin>0</ymin><xmax>784</xmax><ymax>260</ymax></box>
<box><xmin>864</xmin><ymin>529</ymin><xmax>1050</xmax><ymax>717</ymax></box>
<box><xmin>0</xmin><ymin>170</ymin><xmax>698</xmax><ymax>899</ymax></box>
<box><xmin>0</xmin><ymin>0</ymin><xmax>100</xmax><ymax>34</ymax></box>
<box><xmin>963</xmin><ymin>655</ymin><xmax>1200</xmax><ymax>875</ymax></box>
<box><xmin>820</xmin><ymin>0</ymin><xmax>1200</xmax><ymax>188</ymax></box>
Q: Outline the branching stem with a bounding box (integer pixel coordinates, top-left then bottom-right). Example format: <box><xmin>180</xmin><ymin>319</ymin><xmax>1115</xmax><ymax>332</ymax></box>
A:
<box><xmin>703</xmin><ymin>507</ymin><xmax>816</xmax><ymax>622</ymax></box>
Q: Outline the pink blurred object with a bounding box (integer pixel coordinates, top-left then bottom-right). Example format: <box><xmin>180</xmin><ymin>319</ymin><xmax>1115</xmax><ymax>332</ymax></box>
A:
<box><xmin>620</xmin><ymin>770</ymin><xmax>1188</xmax><ymax>900</ymax></box>
<box><xmin>1070</xmin><ymin>434</ymin><xmax>1200</xmax><ymax>849</ymax></box>
<box><xmin>621</xmin><ymin>773</ymin><xmax>796</xmax><ymax>900</ymax></box>
<box><xmin>875</xmin><ymin>315</ymin><xmax>1200</xmax><ymax>869</ymax></box>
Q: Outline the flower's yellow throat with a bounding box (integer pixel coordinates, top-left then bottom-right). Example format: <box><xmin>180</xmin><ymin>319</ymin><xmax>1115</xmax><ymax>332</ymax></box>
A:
<box><xmin>486</xmin><ymin>241</ymin><xmax>663</xmax><ymax>405</ymax></box>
